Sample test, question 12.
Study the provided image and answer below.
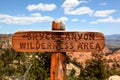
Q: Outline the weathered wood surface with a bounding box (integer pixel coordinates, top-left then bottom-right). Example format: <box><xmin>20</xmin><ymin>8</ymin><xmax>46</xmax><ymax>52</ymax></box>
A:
<box><xmin>12</xmin><ymin>31</ymin><xmax>105</xmax><ymax>52</ymax></box>
<box><xmin>50</xmin><ymin>21</ymin><xmax>66</xmax><ymax>80</ymax></box>
<box><xmin>50</xmin><ymin>52</ymin><xmax>66</xmax><ymax>80</ymax></box>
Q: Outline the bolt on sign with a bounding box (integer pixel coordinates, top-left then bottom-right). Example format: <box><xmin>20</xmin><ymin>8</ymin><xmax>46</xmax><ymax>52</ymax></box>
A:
<box><xmin>12</xmin><ymin>31</ymin><xmax>105</xmax><ymax>52</ymax></box>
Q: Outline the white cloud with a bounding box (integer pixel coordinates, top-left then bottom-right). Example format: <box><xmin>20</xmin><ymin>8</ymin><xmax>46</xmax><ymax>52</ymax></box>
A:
<box><xmin>61</xmin><ymin>0</ymin><xmax>86</xmax><ymax>10</ymax></box>
<box><xmin>58</xmin><ymin>17</ymin><xmax>68</xmax><ymax>22</ymax></box>
<box><xmin>61</xmin><ymin>0</ymin><xmax>92</xmax><ymax>15</ymax></box>
<box><xmin>99</xmin><ymin>3</ymin><xmax>107</xmax><ymax>5</ymax></box>
<box><xmin>0</xmin><ymin>13</ymin><xmax>53</xmax><ymax>24</ymax></box>
<box><xmin>71</xmin><ymin>19</ymin><xmax>78</xmax><ymax>22</ymax></box>
<box><xmin>30</xmin><ymin>13</ymin><xmax>41</xmax><ymax>16</ymax></box>
<box><xmin>94</xmin><ymin>10</ymin><xmax>117</xmax><ymax>17</ymax></box>
<box><xmin>26</xmin><ymin>3</ymin><xmax>56</xmax><ymax>11</ymax></box>
<box><xmin>66</xmin><ymin>7</ymin><xmax>93</xmax><ymax>15</ymax></box>
<box><xmin>80</xmin><ymin>19</ymin><xmax>86</xmax><ymax>22</ymax></box>
<box><xmin>90</xmin><ymin>16</ymin><xmax>120</xmax><ymax>24</ymax></box>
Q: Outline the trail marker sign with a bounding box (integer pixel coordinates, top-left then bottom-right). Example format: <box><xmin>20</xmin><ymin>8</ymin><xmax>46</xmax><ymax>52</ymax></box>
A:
<box><xmin>12</xmin><ymin>21</ymin><xmax>105</xmax><ymax>80</ymax></box>
<box><xmin>12</xmin><ymin>31</ymin><xmax>105</xmax><ymax>52</ymax></box>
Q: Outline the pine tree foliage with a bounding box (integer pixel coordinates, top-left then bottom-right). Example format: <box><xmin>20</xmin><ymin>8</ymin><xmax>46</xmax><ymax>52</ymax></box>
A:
<box><xmin>0</xmin><ymin>48</ymin><xmax>51</xmax><ymax>80</ymax></box>
<box><xmin>27</xmin><ymin>52</ymin><xmax>51</xmax><ymax>80</ymax></box>
<box><xmin>0</xmin><ymin>48</ymin><xmax>27</xmax><ymax>79</ymax></box>
<box><xmin>0</xmin><ymin>48</ymin><xmax>120</xmax><ymax>80</ymax></box>
<box><xmin>79</xmin><ymin>52</ymin><xmax>109</xmax><ymax>80</ymax></box>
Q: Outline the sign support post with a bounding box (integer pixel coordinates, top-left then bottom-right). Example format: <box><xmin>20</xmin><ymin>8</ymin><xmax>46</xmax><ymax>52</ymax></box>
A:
<box><xmin>12</xmin><ymin>21</ymin><xmax>105</xmax><ymax>80</ymax></box>
<box><xmin>50</xmin><ymin>21</ymin><xmax>66</xmax><ymax>80</ymax></box>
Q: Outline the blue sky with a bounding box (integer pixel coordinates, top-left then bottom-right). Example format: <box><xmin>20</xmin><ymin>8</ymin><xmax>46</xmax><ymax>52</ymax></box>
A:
<box><xmin>0</xmin><ymin>0</ymin><xmax>120</xmax><ymax>35</ymax></box>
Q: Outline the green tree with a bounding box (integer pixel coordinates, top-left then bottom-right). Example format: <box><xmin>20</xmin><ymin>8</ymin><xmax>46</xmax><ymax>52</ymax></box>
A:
<box><xmin>79</xmin><ymin>52</ymin><xmax>109</xmax><ymax>80</ymax></box>
<box><xmin>0</xmin><ymin>48</ymin><xmax>27</xmax><ymax>79</ymax></box>
<box><xmin>70</xmin><ymin>68</ymin><xmax>76</xmax><ymax>77</ymax></box>
<box><xmin>0</xmin><ymin>49</ymin><xmax>51</xmax><ymax>79</ymax></box>
<box><xmin>27</xmin><ymin>52</ymin><xmax>51</xmax><ymax>80</ymax></box>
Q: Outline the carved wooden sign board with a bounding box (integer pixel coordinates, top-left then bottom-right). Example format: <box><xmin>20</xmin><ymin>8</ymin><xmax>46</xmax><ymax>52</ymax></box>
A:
<box><xmin>12</xmin><ymin>31</ymin><xmax>105</xmax><ymax>52</ymax></box>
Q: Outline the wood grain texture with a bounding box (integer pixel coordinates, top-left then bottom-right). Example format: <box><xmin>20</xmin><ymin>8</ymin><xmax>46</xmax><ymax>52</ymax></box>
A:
<box><xmin>50</xmin><ymin>52</ymin><xmax>66</xmax><ymax>80</ymax></box>
<box><xmin>50</xmin><ymin>21</ymin><xmax>66</xmax><ymax>80</ymax></box>
<box><xmin>11</xmin><ymin>21</ymin><xmax>105</xmax><ymax>80</ymax></box>
<box><xmin>12</xmin><ymin>31</ymin><xmax>105</xmax><ymax>52</ymax></box>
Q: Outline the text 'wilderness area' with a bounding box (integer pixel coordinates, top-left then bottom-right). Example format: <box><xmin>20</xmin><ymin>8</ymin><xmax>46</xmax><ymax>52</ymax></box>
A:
<box><xmin>12</xmin><ymin>31</ymin><xmax>105</xmax><ymax>52</ymax></box>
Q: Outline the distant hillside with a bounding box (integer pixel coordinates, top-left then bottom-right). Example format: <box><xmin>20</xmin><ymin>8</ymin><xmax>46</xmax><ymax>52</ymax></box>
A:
<box><xmin>106</xmin><ymin>34</ymin><xmax>120</xmax><ymax>39</ymax></box>
<box><xmin>106</xmin><ymin>34</ymin><xmax>120</xmax><ymax>48</ymax></box>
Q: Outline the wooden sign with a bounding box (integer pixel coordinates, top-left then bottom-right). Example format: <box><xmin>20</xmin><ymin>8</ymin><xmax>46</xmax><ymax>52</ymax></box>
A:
<box><xmin>12</xmin><ymin>31</ymin><xmax>105</xmax><ymax>52</ymax></box>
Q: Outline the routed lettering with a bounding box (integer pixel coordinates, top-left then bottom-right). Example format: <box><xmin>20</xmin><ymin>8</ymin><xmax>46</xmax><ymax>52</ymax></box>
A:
<box><xmin>39</xmin><ymin>33</ymin><xmax>44</xmax><ymax>40</ymax></box>
<box><xmin>70</xmin><ymin>42</ymin><xmax>74</xmax><ymax>49</ymax></box>
<box><xmin>77</xmin><ymin>42</ymin><xmax>101</xmax><ymax>50</ymax></box>
<box><xmin>47</xmin><ymin>42</ymin><xmax>52</xmax><ymax>49</ymax></box>
<box><xmin>27</xmin><ymin>43</ymin><xmax>29</xmax><ymax>49</ymax></box>
<box><xmin>19</xmin><ymin>41</ymin><xmax>102</xmax><ymax>51</ymax></box>
<box><xmin>33</xmin><ymin>33</ymin><xmax>38</xmax><ymax>40</ymax></box>
<box><xmin>90</xmin><ymin>42</ymin><xmax>94</xmax><ymax>49</ymax></box>
<box><xmin>30</xmin><ymin>43</ymin><xmax>34</xmax><ymax>49</ymax></box>
<box><xmin>20</xmin><ymin>43</ymin><xmax>26</xmax><ymax>49</ymax></box>
<box><xmin>77</xmin><ymin>43</ymin><xmax>83</xmax><ymax>49</ymax></box>
<box><xmin>95</xmin><ymin>43</ymin><xmax>101</xmax><ymax>50</ymax></box>
<box><xmin>89</xmin><ymin>33</ymin><xmax>95</xmax><ymax>40</ymax></box>
<box><xmin>84</xmin><ymin>42</ymin><xmax>89</xmax><ymax>49</ymax></box>
<box><xmin>36</xmin><ymin>42</ymin><xmax>40</xmax><ymax>50</ymax></box>
<box><xmin>71</xmin><ymin>33</ymin><xmax>77</xmax><ymax>40</ymax></box>
<box><xmin>21</xmin><ymin>32</ymin><xmax>96</xmax><ymax>41</ymax></box>
<box><xmin>26</xmin><ymin>33</ymin><xmax>31</xmax><ymax>40</ymax></box>
<box><xmin>45</xmin><ymin>33</ymin><xmax>50</xmax><ymax>40</ymax></box>
<box><xmin>12</xmin><ymin>31</ymin><xmax>105</xmax><ymax>52</ymax></box>
<box><xmin>84</xmin><ymin>33</ymin><xmax>89</xmax><ymax>40</ymax></box>
<box><xmin>65</xmin><ymin>33</ymin><xmax>70</xmax><ymax>40</ymax></box>
<box><xmin>78</xmin><ymin>34</ymin><xmax>82</xmax><ymax>40</ymax></box>
<box><xmin>41</xmin><ymin>42</ymin><xmax>46</xmax><ymax>49</ymax></box>
<box><xmin>64</xmin><ymin>42</ymin><xmax>69</xmax><ymax>49</ymax></box>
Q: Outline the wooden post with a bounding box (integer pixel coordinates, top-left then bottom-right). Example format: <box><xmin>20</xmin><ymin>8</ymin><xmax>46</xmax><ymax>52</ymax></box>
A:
<box><xmin>50</xmin><ymin>21</ymin><xmax>66</xmax><ymax>80</ymax></box>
